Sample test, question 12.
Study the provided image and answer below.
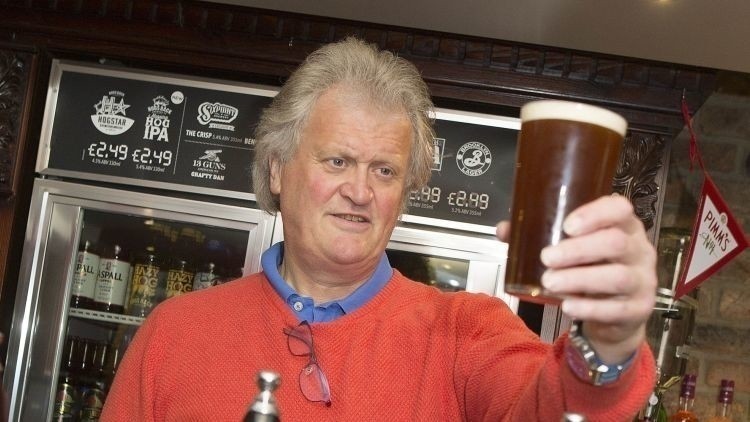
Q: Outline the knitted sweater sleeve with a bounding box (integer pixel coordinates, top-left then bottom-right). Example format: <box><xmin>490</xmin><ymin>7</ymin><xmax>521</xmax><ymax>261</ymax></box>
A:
<box><xmin>453</xmin><ymin>294</ymin><xmax>655</xmax><ymax>421</ymax></box>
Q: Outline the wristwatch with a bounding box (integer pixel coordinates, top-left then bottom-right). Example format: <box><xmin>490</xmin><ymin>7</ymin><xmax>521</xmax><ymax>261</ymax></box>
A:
<box><xmin>565</xmin><ymin>320</ymin><xmax>628</xmax><ymax>386</ymax></box>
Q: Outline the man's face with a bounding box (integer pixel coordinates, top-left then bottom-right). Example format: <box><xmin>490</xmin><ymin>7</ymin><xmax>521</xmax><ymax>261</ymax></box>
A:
<box><xmin>271</xmin><ymin>87</ymin><xmax>412</xmax><ymax>279</ymax></box>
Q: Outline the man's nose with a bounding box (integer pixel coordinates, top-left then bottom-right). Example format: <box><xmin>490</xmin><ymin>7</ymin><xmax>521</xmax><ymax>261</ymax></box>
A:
<box><xmin>340</xmin><ymin>169</ymin><xmax>374</xmax><ymax>205</ymax></box>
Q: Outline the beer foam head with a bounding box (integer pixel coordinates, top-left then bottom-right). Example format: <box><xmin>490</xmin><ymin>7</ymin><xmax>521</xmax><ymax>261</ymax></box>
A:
<box><xmin>521</xmin><ymin>100</ymin><xmax>627</xmax><ymax>137</ymax></box>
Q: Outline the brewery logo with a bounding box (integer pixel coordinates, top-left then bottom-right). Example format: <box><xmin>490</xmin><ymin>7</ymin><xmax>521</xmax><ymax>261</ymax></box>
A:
<box><xmin>143</xmin><ymin>96</ymin><xmax>173</xmax><ymax>142</ymax></box>
<box><xmin>171</xmin><ymin>90</ymin><xmax>184</xmax><ymax>105</ymax></box>
<box><xmin>456</xmin><ymin>141</ymin><xmax>492</xmax><ymax>177</ymax></box>
<box><xmin>198</xmin><ymin>150</ymin><xmax>222</xmax><ymax>162</ymax></box>
<box><xmin>190</xmin><ymin>149</ymin><xmax>227</xmax><ymax>181</ymax></box>
<box><xmin>432</xmin><ymin>138</ymin><xmax>445</xmax><ymax>171</ymax></box>
<box><xmin>90</xmin><ymin>90</ymin><xmax>134</xmax><ymax>136</ymax></box>
<box><xmin>197</xmin><ymin>102</ymin><xmax>238</xmax><ymax>131</ymax></box>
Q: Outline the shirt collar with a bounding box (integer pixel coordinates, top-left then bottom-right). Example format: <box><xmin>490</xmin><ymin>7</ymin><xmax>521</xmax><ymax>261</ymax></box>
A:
<box><xmin>261</xmin><ymin>241</ymin><xmax>393</xmax><ymax>320</ymax></box>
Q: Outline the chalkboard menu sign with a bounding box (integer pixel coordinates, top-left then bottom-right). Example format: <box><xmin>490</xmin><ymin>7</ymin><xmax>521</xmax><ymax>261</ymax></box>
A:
<box><xmin>401</xmin><ymin>109</ymin><xmax>520</xmax><ymax>234</ymax></box>
<box><xmin>37</xmin><ymin>60</ymin><xmax>277</xmax><ymax>200</ymax></box>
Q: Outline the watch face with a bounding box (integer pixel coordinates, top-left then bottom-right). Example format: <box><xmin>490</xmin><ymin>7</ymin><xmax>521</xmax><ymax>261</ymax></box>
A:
<box><xmin>565</xmin><ymin>342</ymin><xmax>594</xmax><ymax>382</ymax></box>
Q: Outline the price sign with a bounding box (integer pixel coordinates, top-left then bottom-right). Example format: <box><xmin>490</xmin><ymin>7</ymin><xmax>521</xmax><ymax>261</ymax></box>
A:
<box><xmin>402</xmin><ymin>109</ymin><xmax>519</xmax><ymax>233</ymax></box>
<box><xmin>38</xmin><ymin>60</ymin><xmax>277</xmax><ymax>199</ymax></box>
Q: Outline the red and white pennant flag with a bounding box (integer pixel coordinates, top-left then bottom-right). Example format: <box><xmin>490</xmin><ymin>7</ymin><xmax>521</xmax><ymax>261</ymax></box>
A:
<box><xmin>673</xmin><ymin>97</ymin><xmax>748</xmax><ymax>299</ymax></box>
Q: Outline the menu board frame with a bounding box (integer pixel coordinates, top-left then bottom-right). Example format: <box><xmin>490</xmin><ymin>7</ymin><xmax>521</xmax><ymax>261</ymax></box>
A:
<box><xmin>37</xmin><ymin>60</ymin><xmax>520</xmax><ymax>234</ymax></box>
<box><xmin>36</xmin><ymin>60</ymin><xmax>279</xmax><ymax>201</ymax></box>
<box><xmin>399</xmin><ymin>108</ymin><xmax>521</xmax><ymax>235</ymax></box>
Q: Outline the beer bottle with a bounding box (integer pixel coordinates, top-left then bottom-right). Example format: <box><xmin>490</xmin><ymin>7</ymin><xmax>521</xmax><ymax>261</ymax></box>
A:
<box><xmin>104</xmin><ymin>325</ymin><xmax>136</xmax><ymax>389</ymax></box>
<box><xmin>194</xmin><ymin>237</ymin><xmax>227</xmax><ymax>291</ymax></box>
<box><xmin>192</xmin><ymin>261</ymin><xmax>220</xmax><ymax>291</ymax></box>
<box><xmin>52</xmin><ymin>336</ymin><xmax>81</xmax><ymax>421</ymax></box>
<box><xmin>76</xmin><ymin>338</ymin><xmax>94</xmax><ymax>394</ymax></box>
<box><xmin>103</xmin><ymin>344</ymin><xmax>121</xmax><ymax>391</ymax></box>
<box><xmin>70</xmin><ymin>240</ymin><xmax>100</xmax><ymax>309</ymax></box>
<box><xmin>128</xmin><ymin>245</ymin><xmax>162</xmax><ymax>317</ymax></box>
<box><xmin>166</xmin><ymin>258</ymin><xmax>194</xmax><ymax>299</ymax></box>
<box><xmin>79</xmin><ymin>342</ymin><xmax>109</xmax><ymax>421</ymax></box>
<box><xmin>165</xmin><ymin>231</ymin><xmax>195</xmax><ymax>299</ymax></box>
<box><xmin>93</xmin><ymin>244</ymin><xmax>131</xmax><ymax>314</ymax></box>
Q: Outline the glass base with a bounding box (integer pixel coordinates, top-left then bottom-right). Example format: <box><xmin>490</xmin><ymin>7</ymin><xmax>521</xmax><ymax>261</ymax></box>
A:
<box><xmin>504</xmin><ymin>284</ymin><xmax>562</xmax><ymax>305</ymax></box>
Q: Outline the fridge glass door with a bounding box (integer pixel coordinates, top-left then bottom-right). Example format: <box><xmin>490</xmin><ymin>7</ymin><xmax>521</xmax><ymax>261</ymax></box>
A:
<box><xmin>3</xmin><ymin>179</ymin><xmax>274</xmax><ymax>421</ymax></box>
<box><xmin>386</xmin><ymin>249</ymin><xmax>470</xmax><ymax>292</ymax></box>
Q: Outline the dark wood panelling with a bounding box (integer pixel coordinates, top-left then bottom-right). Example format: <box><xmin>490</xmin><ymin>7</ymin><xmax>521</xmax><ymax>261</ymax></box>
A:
<box><xmin>0</xmin><ymin>51</ymin><xmax>26</xmax><ymax>199</ymax></box>
<box><xmin>0</xmin><ymin>1</ymin><xmax>715</xmax><ymax>119</ymax></box>
<box><xmin>0</xmin><ymin>47</ymin><xmax>37</xmax><ymax>358</ymax></box>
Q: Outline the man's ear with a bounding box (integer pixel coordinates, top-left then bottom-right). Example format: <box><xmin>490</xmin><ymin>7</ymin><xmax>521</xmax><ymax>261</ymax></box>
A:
<box><xmin>269</xmin><ymin>157</ymin><xmax>282</xmax><ymax>194</ymax></box>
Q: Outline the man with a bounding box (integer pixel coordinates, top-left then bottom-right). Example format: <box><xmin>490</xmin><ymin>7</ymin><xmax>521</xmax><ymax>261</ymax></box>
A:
<box><xmin>102</xmin><ymin>37</ymin><xmax>656</xmax><ymax>421</ymax></box>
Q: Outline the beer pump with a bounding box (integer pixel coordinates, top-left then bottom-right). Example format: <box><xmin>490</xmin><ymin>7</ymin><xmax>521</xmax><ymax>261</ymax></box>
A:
<box><xmin>244</xmin><ymin>371</ymin><xmax>281</xmax><ymax>422</ymax></box>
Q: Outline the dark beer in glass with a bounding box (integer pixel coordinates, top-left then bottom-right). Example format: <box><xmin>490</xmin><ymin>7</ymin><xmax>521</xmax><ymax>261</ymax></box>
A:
<box><xmin>504</xmin><ymin>100</ymin><xmax>627</xmax><ymax>304</ymax></box>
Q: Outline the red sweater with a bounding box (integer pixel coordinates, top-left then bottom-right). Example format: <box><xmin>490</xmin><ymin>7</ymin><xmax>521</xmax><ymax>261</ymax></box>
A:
<box><xmin>101</xmin><ymin>271</ymin><xmax>654</xmax><ymax>421</ymax></box>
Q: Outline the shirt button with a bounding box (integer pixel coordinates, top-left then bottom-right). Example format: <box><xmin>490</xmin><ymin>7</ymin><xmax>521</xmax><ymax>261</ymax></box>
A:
<box><xmin>293</xmin><ymin>301</ymin><xmax>304</xmax><ymax>312</ymax></box>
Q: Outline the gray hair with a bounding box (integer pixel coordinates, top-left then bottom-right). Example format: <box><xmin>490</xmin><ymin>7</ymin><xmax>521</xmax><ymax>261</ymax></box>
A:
<box><xmin>252</xmin><ymin>37</ymin><xmax>435</xmax><ymax>214</ymax></box>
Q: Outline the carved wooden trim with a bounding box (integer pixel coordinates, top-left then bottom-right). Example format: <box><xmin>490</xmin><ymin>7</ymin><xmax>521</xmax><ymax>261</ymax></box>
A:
<box><xmin>0</xmin><ymin>49</ymin><xmax>27</xmax><ymax>199</ymax></box>
<box><xmin>613</xmin><ymin>131</ymin><xmax>667</xmax><ymax>231</ymax></box>
<box><xmin>0</xmin><ymin>0</ymin><xmax>716</xmax><ymax>130</ymax></box>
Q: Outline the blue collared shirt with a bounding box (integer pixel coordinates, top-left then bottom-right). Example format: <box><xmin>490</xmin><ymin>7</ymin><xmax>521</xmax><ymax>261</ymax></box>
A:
<box><xmin>261</xmin><ymin>242</ymin><xmax>393</xmax><ymax>322</ymax></box>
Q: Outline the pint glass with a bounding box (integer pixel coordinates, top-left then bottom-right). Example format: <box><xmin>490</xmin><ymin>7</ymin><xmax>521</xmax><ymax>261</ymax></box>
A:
<box><xmin>504</xmin><ymin>100</ymin><xmax>627</xmax><ymax>304</ymax></box>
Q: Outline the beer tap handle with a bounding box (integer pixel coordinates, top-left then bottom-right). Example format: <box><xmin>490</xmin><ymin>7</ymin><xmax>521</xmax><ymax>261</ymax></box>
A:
<box><xmin>243</xmin><ymin>371</ymin><xmax>281</xmax><ymax>422</ymax></box>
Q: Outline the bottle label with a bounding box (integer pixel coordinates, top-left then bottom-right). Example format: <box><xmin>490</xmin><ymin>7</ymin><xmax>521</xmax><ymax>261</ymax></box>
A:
<box><xmin>94</xmin><ymin>259</ymin><xmax>131</xmax><ymax>306</ymax></box>
<box><xmin>53</xmin><ymin>382</ymin><xmax>78</xmax><ymax>417</ymax></box>
<box><xmin>166</xmin><ymin>269</ymin><xmax>194</xmax><ymax>298</ymax></box>
<box><xmin>80</xmin><ymin>387</ymin><xmax>106</xmax><ymax>420</ymax></box>
<box><xmin>129</xmin><ymin>263</ymin><xmax>160</xmax><ymax>311</ymax></box>
<box><xmin>193</xmin><ymin>271</ymin><xmax>218</xmax><ymax>291</ymax></box>
<box><xmin>71</xmin><ymin>251</ymin><xmax>100</xmax><ymax>299</ymax></box>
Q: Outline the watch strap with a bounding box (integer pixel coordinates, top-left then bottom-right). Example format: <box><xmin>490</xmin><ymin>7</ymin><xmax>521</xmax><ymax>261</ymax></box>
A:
<box><xmin>565</xmin><ymin>320</ymin><xmax>635</xmax><ymax>386</ymax></box>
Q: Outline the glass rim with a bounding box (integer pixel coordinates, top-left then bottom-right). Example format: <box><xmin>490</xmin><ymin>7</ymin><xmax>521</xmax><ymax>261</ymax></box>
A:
<box><xmin>520</xmin><ymin>99</ymin><xmax>627</xmax><ymax>137</ymax></box>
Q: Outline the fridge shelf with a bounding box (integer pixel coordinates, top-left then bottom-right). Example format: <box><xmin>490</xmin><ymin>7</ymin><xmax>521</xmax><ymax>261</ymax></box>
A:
<box><xmin>69</xmin><ymin>308</ymin><xmax>144</xmax><ymax>326</ymax></box>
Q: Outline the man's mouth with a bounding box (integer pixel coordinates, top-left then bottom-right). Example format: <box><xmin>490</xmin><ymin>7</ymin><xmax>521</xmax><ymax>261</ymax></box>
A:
<box><xmin>338</xmin><ymin>214</ymin><xmax>368</xmax><ymax>223</ymax></box>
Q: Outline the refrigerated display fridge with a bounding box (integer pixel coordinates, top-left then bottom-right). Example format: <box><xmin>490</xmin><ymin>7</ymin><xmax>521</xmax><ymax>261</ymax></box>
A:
<box><xmin>2</xmin><ymin>59</ymin><xmax>279</xmax><ymax>421</ymax></box>
<box><xmin>3</xmin><ymin>179</ymin><xmax>275</xmax><ymax>420</ymax></box>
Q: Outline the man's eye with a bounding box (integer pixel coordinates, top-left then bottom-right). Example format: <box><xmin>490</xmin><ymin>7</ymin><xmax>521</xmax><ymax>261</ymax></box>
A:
<box><xmin>379</xmin><ymin>167</ymin><xmax>394</xmax><ymax>177</ymax></box>
<box><xmin>330</xmin><ymin>158</ymin><xmax>345</xmax><ymax>167</ymax></box>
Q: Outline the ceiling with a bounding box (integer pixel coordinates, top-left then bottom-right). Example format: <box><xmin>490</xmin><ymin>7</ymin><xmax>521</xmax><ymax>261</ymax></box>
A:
<box><xmin>208</xmin><ymin>0</ymin><xmax>750</xmax><ymax>74</ymax></box>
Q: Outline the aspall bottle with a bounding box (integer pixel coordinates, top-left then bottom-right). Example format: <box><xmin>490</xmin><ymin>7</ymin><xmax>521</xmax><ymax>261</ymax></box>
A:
<box><xmin>93</xmin><ymin>244</ymin><xmax>131</xmax><ymax>314</ymax></box>
<box><xmin>244</xmin><ymin>371</ymin><xmax>281</xmax><ymax>422</ymax></box>
<box><xmin>70</xmin><ymin>240</ymin><xmax>100</xmax><ymax>309</ymax></box>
